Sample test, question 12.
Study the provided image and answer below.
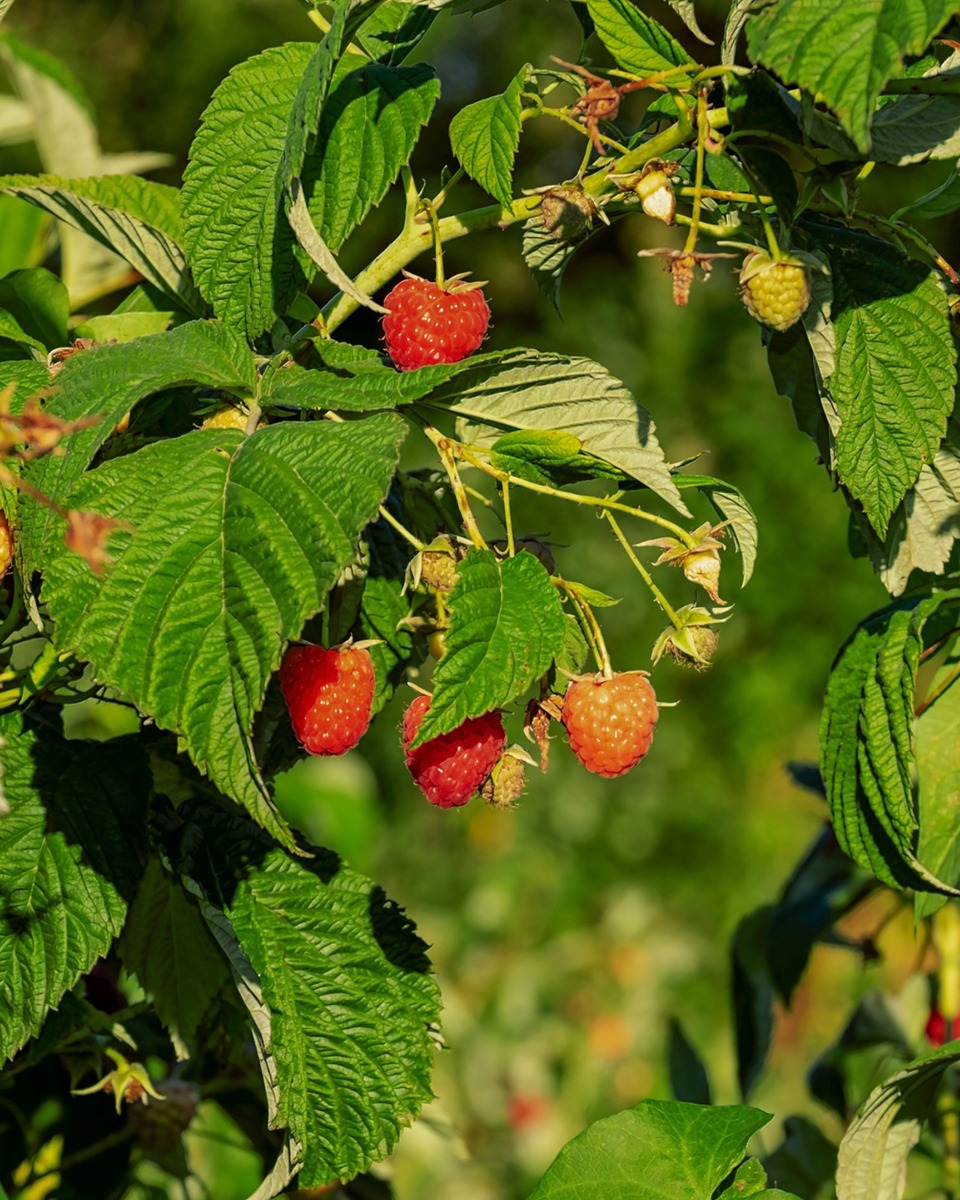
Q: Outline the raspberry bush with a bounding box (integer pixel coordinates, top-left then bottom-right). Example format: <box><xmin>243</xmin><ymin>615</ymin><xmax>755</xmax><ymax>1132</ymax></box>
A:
<box><xmin>1</xmin><ymin>0</ymin><xmax>960</xmax><ymax>1197</ymax></box>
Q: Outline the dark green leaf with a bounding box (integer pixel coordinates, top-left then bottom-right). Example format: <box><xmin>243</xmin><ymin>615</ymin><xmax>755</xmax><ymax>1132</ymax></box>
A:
<box><xmin>762</xmin><ymin>1116</ymin><xmax>837</xmax><ymax>1200</ymax></box>
<box><xmin>449</xmin><ymin>64</ymin><xmax>527</xmax><ymax>209</ymax></box>
<box><xmin>42</xmin><ymin>415</ymin><xmax>406</xmax><ymax>845</ymax></box>
<box><xmin>820</xmin><ymin>590</ymin><xmax>960</xmax><ymax>893</ymax></box>
<box><xmin>118</xmin><ymin>859</ymin><xmax>230</xmax><ymax>1048</ymax></box>
<box><xmin>667</xmin><ymin>1017</ymin><xmax>712</xmax><ymax>1106</ymax></box>
<box><xmin>746</xmin><ymin>0</ymin><xmax>958</xmax><ymax>152</ymax></box>
<box><xmin>412</xmin><ymin>548</ymin><xmax>566</xmax><ymax>745</ymax></box>
<box><xmin>353</xmin><ymin>2</ymin><xmax>437</xmax><ymax>64</ymax></box>
<box><xmin>914</xmin><ymin>634</ymin><xmax>960</xmax><ymax>918</ymax></box>
<box><xmin>0</xmin><ymin>267</ymin><xmax>68</xmax><ymax>350</ymax></box>
<box><xmin>0</xmin><ymin>710</ymin><xmax>149</xmax><ymax>1064</ymax></box>
<box><xmin>816</xmin><ymin>222</ymin><xmax>956</xmax><ymax>535</ymax></box>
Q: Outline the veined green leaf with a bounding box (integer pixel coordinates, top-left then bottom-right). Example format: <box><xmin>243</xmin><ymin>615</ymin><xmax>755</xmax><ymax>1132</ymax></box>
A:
<box><xmin>280</xmin><ymin>4</ymin><xmax>350</xmax><ymax>194</ymax></box>
<box><xmin>897</xmin><ymin>162</ymin><xmax>960</xmax><ymax>220</ymax></box>
<box><xmin>0</xmin><ymin>174</ymin><xmax>202</xmax><ymax>314</ymax></box>
<box><xmin>427</xmin><ymin>350</ymin><xmax>691</xmax><ymax>515</ymax></box>
<box><xmin>412</xmin><ymin>548</ymin><xmax>566</xmax><ymax>746</ymax></box>
<box><xmin>352</xmin><ymin>1</ymin><xmax>437</xmax><ymax>63</ymax></box>
<box><xmin>182</xmin><ymin>43</ymin><xmax>315</xmax><ymax>338</ymax></box>
<box><xmin>586</xmin><ymin>0</ymin><xmax>694</xmax><ymax>75</ymax></box>
<box><xmin>527</xmin><ymin>1099</ymin><xmax>773</xmax><ymax>1200</ymax></box>
<box><xmin>914</xmin><ymin>636</ymin><xmax>960</xmax><ymax>919</ymax></box>
<box><xmin>746</xmin><ymin>0</ymin><xmax>958</xmax><ymax>153</ymax></box>
<box><xmin>21</xmin><ymin>320</ymin><xmax>257</xmax><ymax>574</ymax></box>
<box><xmin>0</xmin><ymin>711</ymin><xmax>149</xmax><ymax>1064</ymax></box>
<box><xmin>821</xmin><ymin>590</ymin><xmax>960</xmax><ymax>893</ymax></box>
<box><xmin>449</xmin><ymin>64</ymin><xmax>527</xmax><ymax>209</ymax></box>
<box><xmin>229</xmin><ymin>848</ymin><xmax>439</xmax><ymax>1185</ymax></box>
<box><xmin>836</xmin><ymin>1042</ymin><xmax>960</xmax><ymax>1200</ymax></box>
<box><xmin>183</xmin><ymin>42</ymin><xmax>437</xmax><ymax>338</ymax></box>
<box><xmin>171</xmin><ymin>801</ymin><xmax>440</xmax><ymax>1188</ymax></box>
<box><xmin>42</xmin><ymin>416</ymin><xmax>406</xmax><ymax>844</ymax></box>
<box><xmin>816</xmin><ymin>222</ymin><xmax>956</xmax><ymax>536</ymax></box>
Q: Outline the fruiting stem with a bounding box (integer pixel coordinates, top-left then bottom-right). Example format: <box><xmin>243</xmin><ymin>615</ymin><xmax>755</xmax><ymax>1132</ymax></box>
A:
<box><xmin>736</xmin><ymin>155</ymin><xmax>781</xmax><ymax>260</ymax></box>
<box><xmin>455</xmin><ymin>443</ymin><xmax>696</xmax><ymax>544</ymax></box>
<box><xmin>680</xmin><ymin>186</ymin><xmax>772</xmax><ymax>205</ymax></box>
<box><xmin>560</xmin><ymin>580</ymin><xmax>612</xmax><ymax>678</ymax></box>
<box><xmin>424</xmin><ymin>426</ymin><xmax>488</xmax><ymax>550</ymax></box>
<box><xmin>401</xmin><ymin>165</ymin><xmax>419</xmax><ymax>230</ymax></box>
<box><xmin>502</xmin><ymin>477</ymin><xmax>516</xmax><ymax>556</ymax></box>
<box><xmin>681</xmin><ymin>89</ymin><xmax>709</xmax><ymax>256</ymax></box>
<box><xmin>424</xmin><ymin>201</ymin><xmax>445</xmax><ymax>287</ymax></box>
<box><xmin>320</xmin><ymin>109</ymin><xmax>706</xmax><ymax>336</ymax></box>
<box><xmin>675</xmin><ymin>214</ymin><xmax>745</xmax><ymax>239</ymax></box>
<box><xmin>377</xmin><ymin>504</ymin><xmax>425</xmax><ymax>552</ymax></box>
<box><xmin>429</xmin><ymin>166</ymin><xmax>464</xmax><ymax>214</ymax></box>
<box><xmin>603</xmin><ymin>510</ymin><xmax>682</xmax><ymax>627</ymax></box>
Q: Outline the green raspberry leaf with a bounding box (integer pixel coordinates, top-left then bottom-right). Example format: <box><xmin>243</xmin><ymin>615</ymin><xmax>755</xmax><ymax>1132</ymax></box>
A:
<box><xmin>746</xmin><ymin>0</ymin><xmax>959</xmax><ymax>153</ymax></box>
<box><xmin>836</xmin><ymin>1043</ymin><xmax>960</xmax><ymax>1200</ymax></box>
<box><xmin>0</xmin><ymin>711</ymin><xmax>149</xmax><ymax>1065</ymax></box>
<box><xmin>449</xmin><ymin>64</ymin><xmax>528</xmax><ymax>210</ymax></box>
<box><xmin>586</xmin><ymin>0</ymin><xmax>694</xmax><ymax>75</ymax></box>
<box><xmin>41</xmin><ymin>415</ymin><xmax>407</xmax><ymax>847</ymax></box>
<box><xmin>182</xmin><ymin>43</ymin><xmax>438</xmax><ymax>339</ymax></box>
<box><xmin>0</xmin><ymin>174</ymin><xmax>203</xmax><ymax>315</ymax></box>
<box><xmin>20</xmin><ymin>320</ymin><xmax>257</xmax><ymax>577</ymax></box>
<box><xmin>527</xmin><ymin>1099</ymin><xmax>774</xmax><ymax>1200</ymax></box>
<box><xmin>411</xmin><ymin>548</ymin><xmax>566</xmax><ymax>746</ymax></box>
<box><xmin>914</xmin><ymin>634</ymin><xmax>960</xmax><ymax>919</ymax></box>
<box><xmin>815</xmin><ymin>223</ymin><xmax>956</xmax><ymax>537</ymax></box>
<box><xmin>0</xmin><ymin>266</ymin><xmax>69</xmax><ymax>352</ymax></box>
<box><xmin>820</xmin><ymin>590</ymin><xmax>960</xmax><ymax>895</ymax></box>
<box><xmin>172</xmin><ymin>802</ymin><xmax>440</xmax><ymax>1188</ymax></box>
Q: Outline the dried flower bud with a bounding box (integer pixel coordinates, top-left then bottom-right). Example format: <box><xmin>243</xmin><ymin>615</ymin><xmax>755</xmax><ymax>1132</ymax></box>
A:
<box><xmin>539</xmin><ymin>187</ymin><xmax>597</xmax><ymax>241</ymax></box>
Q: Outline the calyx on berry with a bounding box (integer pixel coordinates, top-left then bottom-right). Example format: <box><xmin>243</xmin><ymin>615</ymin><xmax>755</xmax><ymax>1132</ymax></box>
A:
<box><xmin>480</xmin><ymin>745</ymin><xmax>536</xmax><ymax>808</ymax></box>
<box><xmin>651</xmin><ymin>604</ymin><xmax>728</xmax><ymax>668</ymax></box>
<box><xmin>639</xmin><ymin>521</ymin><xmax>731</xmax><ymax>605</ymax></box>
<box><xmin>72</xmin><ymin>1048</ymin><xmax>165</xmax><ymax>1115</ymax></box>
<box><xmin>406</xmin><ymin>534</ymin><xmax>462</xmax><ymax>594</ymax></box>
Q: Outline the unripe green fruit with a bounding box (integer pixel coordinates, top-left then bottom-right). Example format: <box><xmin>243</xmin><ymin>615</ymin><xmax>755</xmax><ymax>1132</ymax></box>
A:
<box><xmin>739</xmin><ymin>249</ymin><xmax>811</xmax><ymax>332</ymax></box>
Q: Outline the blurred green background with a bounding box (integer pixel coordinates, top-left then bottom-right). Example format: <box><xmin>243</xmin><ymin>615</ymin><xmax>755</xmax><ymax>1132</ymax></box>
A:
<box><xmin>4</xmin><ymin>0</ymin><xmax>947</xmax><ymax>1196</ymax></box>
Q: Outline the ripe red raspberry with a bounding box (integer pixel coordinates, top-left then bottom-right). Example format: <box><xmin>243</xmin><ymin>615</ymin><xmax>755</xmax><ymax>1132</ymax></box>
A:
<box><xmin>561</xmin><ymin>672</ymin><xmax>658</xmax><ymax>777</ymax></box>
<box><xmin>402</xmin><ymin>693</ymin><xmax>506</xmax><ymax>808</ymax></box>
<box><xmin>926</xmin><ymin>1006</ymin><xmax>949</xmax><ymax>1047</ymax></box>
<box><xmin>279</xmin><ymin>645</ymin><xmax>375</xmax><ymax>756</ymax></box>
<box><xmin>382</xmin><ymin>275</ymin><xmax>490</xmax><ymax>371</ymax></box>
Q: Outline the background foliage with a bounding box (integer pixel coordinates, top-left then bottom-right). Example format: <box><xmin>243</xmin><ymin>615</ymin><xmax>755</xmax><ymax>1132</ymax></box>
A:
<box><xmin>4</xmin><ymin>0</ymin><xmax>958</xmax><ymax>1197</ymax></box>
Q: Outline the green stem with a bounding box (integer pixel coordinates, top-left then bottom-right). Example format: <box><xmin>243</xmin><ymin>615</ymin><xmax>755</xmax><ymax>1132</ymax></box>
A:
<box><xmin>378</xmin><ymin>503</ymin><xmax>424</xmax><ymax>552</ymax></box>
<box><xmin>456</xmin><ymin>443</ymin><xmax>695</xmax><ymax>544</ymax></box>
<box><xmin>682</xmin><ymin>88</ymin><xmax>709</xmax><ymax>256</ymax></box>
<box><xmin>321</xmin><ymin>105</ymin><xmax>712</xmax><ymax>336</ymax></box>
<box><xmin>559</xmin><ymin>580</ymin><xmax>612</xmax><ymax>677</ymax></box>
<box><xmin>424</xmin><ymin>427</ymin><xmax>488</xmax><ymax>550</ymax></box>
<box><xmin>603</xmin><ymin>510</ymin><xmax>681</xmax><ymax>626</ymax></box>
<box><xmin>501</xmin><ymin>477</ymin><xmax>516</xmax><ymax>556</ymax></box>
